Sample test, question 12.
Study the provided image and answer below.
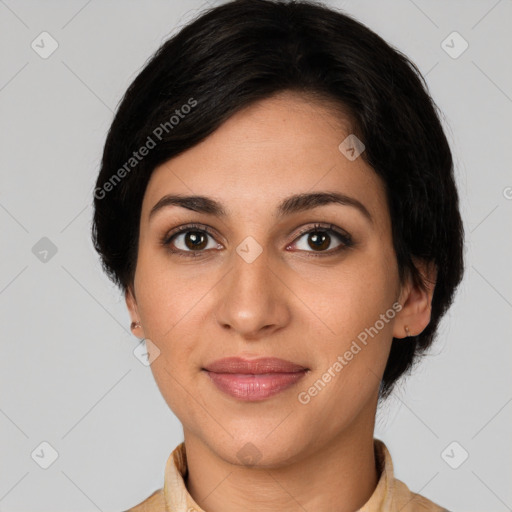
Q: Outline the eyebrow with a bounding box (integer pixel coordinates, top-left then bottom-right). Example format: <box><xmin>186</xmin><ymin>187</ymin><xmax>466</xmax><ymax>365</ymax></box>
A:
<box><xmin>149</xmin><ymin>191</ymin><xmax>373</xmax><ymax>223</ymax></box>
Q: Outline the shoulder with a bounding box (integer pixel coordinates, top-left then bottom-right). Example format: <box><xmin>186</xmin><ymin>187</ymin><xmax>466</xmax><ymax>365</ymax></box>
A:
<box><xmin>123</xmin><ymin>488</ymin><xmax>166</xmax><ymax>512</ymax></box>
<box><xmin>123</xmin><ymin>442</ymin><xmax>187</xmax><ymax>512</ymax></box>
<box><xmin>371</xmin><ymin>439</ymin><xmax>449</xmax><ymax>512</ymax></box>
<box><xmin>390</xmin><ymin>478</ymin><xmax>449</xmax><ymax>511</ymax></box>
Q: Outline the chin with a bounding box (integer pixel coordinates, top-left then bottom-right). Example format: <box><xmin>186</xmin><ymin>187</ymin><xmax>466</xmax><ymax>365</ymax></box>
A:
<box><xmin>200</xmin><ymin>426</ymin><xmax>311</xmax><ymax>469</ymax></box>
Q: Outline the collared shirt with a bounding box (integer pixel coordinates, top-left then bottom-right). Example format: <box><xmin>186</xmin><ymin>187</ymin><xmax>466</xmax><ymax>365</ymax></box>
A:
<box><xmin>125</xmin><ymin>439</ymin><xmax>449</xmax><ymax>511</ymax></box>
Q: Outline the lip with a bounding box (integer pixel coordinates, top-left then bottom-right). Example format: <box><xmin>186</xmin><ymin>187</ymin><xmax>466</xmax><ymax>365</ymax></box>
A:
<box><xmin>203</xmin><ymin>356</ymin><xmax>307</xmax><ymax>374</ymax></box>
<box><xmin>202</xmin><ymin>357</ymin><xmax>308</xmax><ymax>401</ymax></box>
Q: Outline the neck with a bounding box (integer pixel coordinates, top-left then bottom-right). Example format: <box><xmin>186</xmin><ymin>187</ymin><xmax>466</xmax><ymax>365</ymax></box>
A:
<box><xmin>183</xmin><ymin>406</ymin><xmax>380</xmax><ymax>512</ymax></box>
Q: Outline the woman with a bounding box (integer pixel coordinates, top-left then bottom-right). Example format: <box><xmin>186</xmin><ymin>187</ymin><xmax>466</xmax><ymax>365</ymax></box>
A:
<box><xmin>92</xmin><ymin>0</ymin><xmax>463</xmax><ymax>510</ymax></box>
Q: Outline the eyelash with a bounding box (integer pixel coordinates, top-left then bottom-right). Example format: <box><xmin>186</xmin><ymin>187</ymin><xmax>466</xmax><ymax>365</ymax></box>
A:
<box><xmin>161</xmin><ymin>222</ymin><xmax>353</xmax><ymax>258</ymax></box>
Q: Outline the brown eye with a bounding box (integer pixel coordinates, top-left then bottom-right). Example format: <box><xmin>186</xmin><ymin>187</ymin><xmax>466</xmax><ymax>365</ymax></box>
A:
<box><xmin>162</xmin><ymin>224</ymin><xmax>220</xmax><ymax>256</ymax></box>
<box><xmin>306</xmin><ymin>231</ymin><xmax>331</xmax><ymax>251</ymax></box>
<box><xmin>180</xmin><ymin>230</ymin><xmax>209</xmax><ymax>251</ymax></box>
<box><xmin>289</xmin><ymin>224</ymin><xmax>353</xmax><ymax>256</ymax></box>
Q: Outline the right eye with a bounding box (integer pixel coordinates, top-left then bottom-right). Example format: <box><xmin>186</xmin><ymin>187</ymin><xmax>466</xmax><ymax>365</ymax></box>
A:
<box><xmin>162</xmin><ymin>223</ymin><xmax>222</xmax><ymax>257</ymax></box>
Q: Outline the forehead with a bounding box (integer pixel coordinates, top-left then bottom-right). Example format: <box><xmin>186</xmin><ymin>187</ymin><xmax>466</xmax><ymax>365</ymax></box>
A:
<box><xmin>142</xmin><ymin>92</ymin><xmax>387</xmax><ymax>223</ymax></box>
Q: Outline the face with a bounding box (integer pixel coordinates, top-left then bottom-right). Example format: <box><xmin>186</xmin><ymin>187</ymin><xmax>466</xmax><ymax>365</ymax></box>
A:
<box><xmin>126</xmin><ymin>92</ymin><xmax>424</xmax><ymax>467</ymax></box>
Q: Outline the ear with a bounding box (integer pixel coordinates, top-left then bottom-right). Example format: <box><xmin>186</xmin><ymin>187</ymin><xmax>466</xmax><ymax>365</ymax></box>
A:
<box><xmin>125</xmin><ymin>285</ymin><xmax>145</xmax><ymax>338</ymax></box>
<box><xmin>393</xmin><ymin>259</ymin><xmax>437</xmax><ymax>339</ymax></box>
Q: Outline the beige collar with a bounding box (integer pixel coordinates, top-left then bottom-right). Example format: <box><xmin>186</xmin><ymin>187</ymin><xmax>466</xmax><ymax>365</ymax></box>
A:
<box><xmin>163</xmin><ymin>439</ymin><xmax>391</xmax><ymax>511</ymax></box>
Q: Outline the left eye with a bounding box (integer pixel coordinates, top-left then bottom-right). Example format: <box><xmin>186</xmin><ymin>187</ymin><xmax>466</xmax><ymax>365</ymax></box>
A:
<box><xmin>289</xmin><ymin>225</ymin><xmax>353</xmax><ymax>255</ymax></box>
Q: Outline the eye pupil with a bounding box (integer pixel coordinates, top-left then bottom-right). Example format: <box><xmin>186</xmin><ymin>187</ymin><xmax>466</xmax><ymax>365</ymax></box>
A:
<box><xmin>185</xmin><ymin>231</ymin><xmax>208</xmax><ymax>250</ymax></box>
<box><xmin>308</xmin><ymin>231</ymin><xmax>330</xmax><ymax>251</ymax></box>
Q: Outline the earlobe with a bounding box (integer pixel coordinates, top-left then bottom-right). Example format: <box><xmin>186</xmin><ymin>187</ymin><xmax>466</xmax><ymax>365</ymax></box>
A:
<box><xmin>125</xmin><ymin>285</ymin><xmax>144</xmax><ymax>337</ymax></box>
<box><xmin>393</xmin><ymin>260</ymin><xmax>437</xmax><ymax>339</ymax></box>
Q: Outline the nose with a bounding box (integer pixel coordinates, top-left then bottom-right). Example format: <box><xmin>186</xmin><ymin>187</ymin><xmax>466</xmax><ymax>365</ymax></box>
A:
<box><xmin>213</xmin><ymin>248</ymin><xmax>291</xmax><ymax>341</ymax></box>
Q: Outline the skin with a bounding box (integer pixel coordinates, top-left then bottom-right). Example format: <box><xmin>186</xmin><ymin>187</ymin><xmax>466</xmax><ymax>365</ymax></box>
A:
<box><xmin>126</xmin><ymin>91</ymin><xmax>436</xmax><ymax>512</ymax></box>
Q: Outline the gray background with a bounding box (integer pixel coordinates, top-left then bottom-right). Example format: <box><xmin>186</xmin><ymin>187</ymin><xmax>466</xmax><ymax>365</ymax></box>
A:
<box><xmin>1</xmin><ymin>0</ymin><xmax>511</xmax><ymax>511</ymax></box>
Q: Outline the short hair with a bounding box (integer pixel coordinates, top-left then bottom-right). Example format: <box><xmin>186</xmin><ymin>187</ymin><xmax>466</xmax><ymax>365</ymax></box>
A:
<box><xmin>92</xmin><ymin>0</ymin><xmax>464</xmax><ymax>399</ymax></box>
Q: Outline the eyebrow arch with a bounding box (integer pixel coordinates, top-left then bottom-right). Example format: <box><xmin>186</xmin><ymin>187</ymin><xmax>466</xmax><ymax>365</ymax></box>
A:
<box><xmin>149</xmin><ymin>191</ymin><xmax>372</xmax><ymax>223</ymax></box>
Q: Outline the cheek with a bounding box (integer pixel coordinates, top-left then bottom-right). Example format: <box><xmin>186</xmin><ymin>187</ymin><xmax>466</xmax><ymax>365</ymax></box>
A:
<box><xmin>137</xmin><ymin>271</ymin><xmax>203</xmax><ymax>421</ymax></box>
<box><xmin>134</xmin><ymin>245</ymin><xmax>203</xmax><ymax>334</ymax></box>
<box><xmin>295</xmin><ymin>273</ymin><xmax>397</xmax><ymax>429</ymax></box>
<box><xmin>302</xmin><ymin>247</ymin><xmax>399</xmax><ymax>341</ymax></box>
<box><xmin>133</xmin><ymin>256</ymin><xmax>196</xmax><ymax>384</ymax></box>
<box><xmin>300</xmin><ymin>248</ymin><xmax>399</xmax><ymax>397</ymax></box>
